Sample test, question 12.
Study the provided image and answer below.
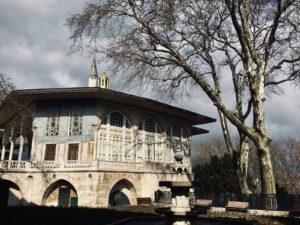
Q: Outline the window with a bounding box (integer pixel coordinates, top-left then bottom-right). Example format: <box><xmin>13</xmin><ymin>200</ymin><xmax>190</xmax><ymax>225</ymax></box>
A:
<box><xmin>172</xmin><ymin>125</ymin><xmax>181</xmax><ymax>138</ymax></box>
<box><xmin>144</xmin><ymin>119</ymin><xmax>155</xmax><ymax>133</ymax></box>
<box><xmin>46</xmin><ymin>106</ymin><xmax>59</xmax><ymax>136</ymax></box>
<box><xmin>69</xmin><ymin>106</ymin><xmax>83</xmax><ymax>136</ymax></box>
<box><xmin>137</xmin><ymin>118</ymin><xmax>162</xmax><ymax>162</ymax></box>
<box><xmin>44</xmin><ymin>144</ymin><xmax>56</xmax><ymax>161</ymax></box>
<box><xmin>110</xmin><ymin>112</ymin><xmax>123</xmax><ymax>127</ymax></box>
<box><xmin>68</xmin><ymin>143</ymin><xmax>79</xmax><ymax>160</ymax></box>
<box><xmin>98</xmin><ymin>112</ymin><xmax>131</xmax><ymax>161</ymax></box>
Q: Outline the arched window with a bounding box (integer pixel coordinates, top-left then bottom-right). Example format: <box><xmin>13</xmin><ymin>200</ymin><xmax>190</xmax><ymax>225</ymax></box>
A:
<box><xmin>46</xmin><ymin>106</ymin><xmax>59</xmax><ymax>136</ymax></box>
<box><xmin>136</xmin><ymin>118</ymin><xmax>162</xmax><ymax>162</ymax></box>
<box><xmin>69</xmin><ymin>106</ymin><xmax>83</xmax><ymax>136</ymax></box>
<box><xmin>98</xmin><ymin>112</ymin><xmax>132</xmax><ymax>161</ymax></box>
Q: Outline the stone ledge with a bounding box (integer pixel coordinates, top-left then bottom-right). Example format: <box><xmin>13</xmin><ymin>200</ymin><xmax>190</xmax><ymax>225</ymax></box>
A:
<box><xmin>209</xmin><ymin>207</ymin><xmax>226</xmax><ymax>212</ymax></box>
<box><xmin>247</xmin><ymin>209</ymin><xmax>289</xmax><ymax>217</ymax></box>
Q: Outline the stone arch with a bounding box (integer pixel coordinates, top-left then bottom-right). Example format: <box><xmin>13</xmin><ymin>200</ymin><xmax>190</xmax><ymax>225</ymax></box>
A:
<box><xmin>108</xmin><ymin>179</ymin><xmax>137</xmax><ymax>206</ymax></box>
<box><xmin>0</xmin><ymin>179</ymin><xmax>23</xmax><ymax>206</ymax></box>
<box><xmin>42</xmin><ymin>179</ymin><xmax>78</xmax><ymax>207</ymax></box>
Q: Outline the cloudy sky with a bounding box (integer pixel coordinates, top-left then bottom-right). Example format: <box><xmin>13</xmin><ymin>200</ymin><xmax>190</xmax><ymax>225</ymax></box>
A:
<box><xmin>0</xmin><ymin>0</ymin><xmax>299</xmax><ymax>147</ymax></box>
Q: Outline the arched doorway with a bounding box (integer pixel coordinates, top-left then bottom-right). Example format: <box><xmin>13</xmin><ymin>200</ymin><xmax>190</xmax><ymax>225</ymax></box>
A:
<box><xmin>108</xmin><ymin>179</ymin><xmax>137</xmax><ymax>206</ymax></box>
<box><xmin>42</xmin><ymin>179</ymin><xmax>78</xmax><ymax>207</ymax></box>
<box><xmin>0</xmin><ymin>179</ymin><xmax>22</xmax><ymax>206</ymax></box>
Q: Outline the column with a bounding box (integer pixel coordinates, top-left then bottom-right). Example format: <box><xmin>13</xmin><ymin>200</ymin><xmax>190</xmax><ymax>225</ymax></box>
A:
<box><xmin>1</xmin><ymin>131</ymin><xmax>6</xmax><ymax>160</ymax></box>
<box><xmin>121</xmin><ymin>120</ymin><xmax>126</xmax><ymax>161</ymax></box>
<box><xmin>9</xmin><ymin>138</ymin><xmax>14</xmax><ymax>160</ymax></box>
<box><xmin>30</xmin><ymin>126</ymin><xmax>37</xmax><ymax>160</ymax></box>
<box><xmin>106</xmin><ymin>114</ymin><xmax>110</xmax><ymax>160</ymax></box>
<box><xmin>93</xmin><ymin>124</ymin><xmax>100</xmax><ymax>160</ymax></box>
<box><xmin>18</xmin><ymin>135</ymin><xmax>24</xmax><ymax>162</ymax></box>
<box><xmin>132</xmin><ymin>126</ymin><xmax>138</xmax><ymax>162</ymax></box>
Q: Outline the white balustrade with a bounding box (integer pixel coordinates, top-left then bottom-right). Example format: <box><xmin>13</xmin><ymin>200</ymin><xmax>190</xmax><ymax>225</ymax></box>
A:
<box><xmin>0</xmin><ymin>159</ymin><xmax>175</xmax><ymax>173</ymax></box>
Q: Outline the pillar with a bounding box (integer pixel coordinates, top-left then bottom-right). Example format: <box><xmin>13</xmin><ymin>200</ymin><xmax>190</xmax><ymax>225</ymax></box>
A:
<box><xmin>132</xmin><ymin>126</ymin><xmax>138</xmax><ymax>162</ymax></box>
<box><xmin>121</xmin><ymin>120</ymin><xmax>126</xmax><ymax>161</ymax></box>
<box><xmin>30</xmin><ymin>126</ymin><xmax>37</xmax><ymax>160</ymax></box>
<box><xmin>18</xmin><ymin>135</ymin><xmax>24</xmax><ymax>161</ymax></box>
<box><xmin>93</xmin><ymin>123</ymin><xmax>100</xmax><ymax>160</ymax></box>
<box><xmin>1</xmin><ymin>131</ymin><xmax>5</xmax><ymax>160</ymax></box>
<box><xmin>9</xmin><ymin>137</ymin><xmax>14</xmax><ymax>160</ymax></box>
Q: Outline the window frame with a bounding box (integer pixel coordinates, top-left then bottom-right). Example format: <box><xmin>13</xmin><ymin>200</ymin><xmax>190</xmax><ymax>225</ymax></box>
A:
<box><xmin>69</xmin><ymin>105</ymin><xmax>83</xmax><ymax>136</ymax></box>
<box><xmin>44</xmin><ymin>144</ymin><xmax>56</xmax><ymax>161</ymax></box>
<box><xmin>67</xmin><ymin>143</ymin><xmax>79</xmax><ymax>161</ymax></box>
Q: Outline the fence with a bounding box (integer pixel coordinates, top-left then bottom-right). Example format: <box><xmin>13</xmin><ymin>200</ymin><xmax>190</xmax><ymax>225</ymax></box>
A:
<box><xmin>155</xmin><ymin>191</ymin><xmax>300</xmax><ymax>210</ymax></box>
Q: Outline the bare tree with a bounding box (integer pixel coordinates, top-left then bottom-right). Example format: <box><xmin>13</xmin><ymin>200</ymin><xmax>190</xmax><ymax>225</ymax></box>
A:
<box><xmin>271</xmin><ymin>137</ymin><xmax>300</xmax><ymax>193</ymax></box>
<box><xmin>67</xmin><ymin>0</ymin><xmax>300</xmax><ymax>196</ymax></box>
<box><xmin>192</xmin><ymin>136</ymin><xmax>227</xmax><ymax>166</ymax></box>
<box><xmin>0</xmin><ymin>73</ymin><xmax>15</xmax><ymax>105</ymax></box>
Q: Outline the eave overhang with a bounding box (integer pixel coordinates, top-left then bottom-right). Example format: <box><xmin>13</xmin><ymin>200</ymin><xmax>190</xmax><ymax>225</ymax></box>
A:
<box><xmin>0</xmin><ymin>87</ymin><xmax>216</xmax><ymax>127</ymax></box>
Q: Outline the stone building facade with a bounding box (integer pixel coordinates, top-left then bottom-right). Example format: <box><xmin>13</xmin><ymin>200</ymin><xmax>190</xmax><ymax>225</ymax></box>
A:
<box><xmin>0</xmin><ymin>62</ymin><xmax>214</xmax><ymax>207</ymax></box>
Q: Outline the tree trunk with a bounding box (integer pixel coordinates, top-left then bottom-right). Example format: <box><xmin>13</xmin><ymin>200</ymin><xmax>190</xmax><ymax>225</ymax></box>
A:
<box><xmin>237</xmin><ymin>138</ymin><xmax>252</xmax><ymax>194</ymax></box>
<box><xmin>218</xmin><ymin>110</ymin><xmax>252</xmax><ymax>194</ymax></box>
<box><xmin>257</xmin><ymin>139</ymin><xmax>277</xmax><ymax>209</ymax></box>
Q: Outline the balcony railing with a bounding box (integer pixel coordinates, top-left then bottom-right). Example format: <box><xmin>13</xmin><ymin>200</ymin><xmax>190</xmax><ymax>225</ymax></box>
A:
<box><xmin>0</xmin><ymin>160</ymin><xmax>183</xmax><ymax>173</ymax></box>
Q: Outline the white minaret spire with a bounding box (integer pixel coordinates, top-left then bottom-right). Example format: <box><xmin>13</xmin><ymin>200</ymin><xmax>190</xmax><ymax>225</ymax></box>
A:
<box><xmin>88</xmin><ymin>57</ymin><xmax>98</xmax><ymax>87</ymax></box>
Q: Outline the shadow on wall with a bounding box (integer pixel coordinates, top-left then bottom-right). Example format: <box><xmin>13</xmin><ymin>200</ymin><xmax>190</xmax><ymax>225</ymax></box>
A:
<box><xmin>0</xmin><ymin>179</ymin><xmax>34</xmax><ymax>207</ymax></box>
<box><xmin>109</xmin><ymin>179</ymin><xmax>137</xmax><ymax>207</ymax></box>
<box><xmin>42</xmin><ymin>179</ymin><xmax>78</xmax><ymax>207</ymax></box>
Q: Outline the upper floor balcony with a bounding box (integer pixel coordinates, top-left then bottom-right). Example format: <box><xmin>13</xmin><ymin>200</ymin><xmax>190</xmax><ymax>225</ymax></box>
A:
<box><xmin>0</xmin><ymin>159</ymin><xmax>191</xmax><ymax>174</ymax></box>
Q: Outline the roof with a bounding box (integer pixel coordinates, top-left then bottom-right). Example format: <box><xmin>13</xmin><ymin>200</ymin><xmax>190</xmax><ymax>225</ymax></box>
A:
<box><xmin>0</xmin><ymin>87</ymin><xmax>216</xmax><ymax>133</ymax></box>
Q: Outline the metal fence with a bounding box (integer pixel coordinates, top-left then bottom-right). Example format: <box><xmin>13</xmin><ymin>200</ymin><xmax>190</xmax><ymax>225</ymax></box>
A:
<box><xmin>155</xmin><ymin>191</ymin><xmax>300</xmax><ymax>210</ymax></box>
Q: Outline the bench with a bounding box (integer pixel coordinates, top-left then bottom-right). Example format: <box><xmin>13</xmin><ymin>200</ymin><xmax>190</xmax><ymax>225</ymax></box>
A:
<box><xmin>290</xmin><ymin>203</ymin><xmax>300</xmax><ymax>216</ymax></box>
<box><xmin>193</xmin><ymin>199</ymin><xmax>213</xmax><ymax>213</ymax></box>
<box><xmin>194</xmin><ymin>199</ymin><xmax>213</xmax><ymax>207</ymax></box>
<box><xmin>225</xmin><ymin>201</ymin><xmax>249</xmax><ymax>212</ymax></box>
<box><xmin>137</xmin><ymin>197</ymin><xmax>152</xmax><ymax>205</ymax></box>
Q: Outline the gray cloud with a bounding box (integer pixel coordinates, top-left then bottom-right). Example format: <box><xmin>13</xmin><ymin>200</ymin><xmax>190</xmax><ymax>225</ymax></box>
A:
<box><xmin>0</xmin><ymin>0</ymin><xmax>299</xmax><ymax>149</ymax></box>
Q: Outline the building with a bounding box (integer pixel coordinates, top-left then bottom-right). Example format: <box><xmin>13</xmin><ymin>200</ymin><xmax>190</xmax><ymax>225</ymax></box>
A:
<box><xmin>0</xmin><ymin>60</ymin><xmax>215</xmax><ymax>207</ymax></box>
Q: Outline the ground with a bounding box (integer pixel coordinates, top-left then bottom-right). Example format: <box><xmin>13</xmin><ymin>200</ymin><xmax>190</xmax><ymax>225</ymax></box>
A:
<box><xmin>1</xmin><ymin>206</ymin><xmax>299</xmax><ymax>225</ymax></box>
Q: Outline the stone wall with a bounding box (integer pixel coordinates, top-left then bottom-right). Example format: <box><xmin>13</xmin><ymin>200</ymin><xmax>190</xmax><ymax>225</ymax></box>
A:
<box><xmin>0</xmin><ymin>170</ymin><xmax>190</xmax><ymax>207</ymax></box>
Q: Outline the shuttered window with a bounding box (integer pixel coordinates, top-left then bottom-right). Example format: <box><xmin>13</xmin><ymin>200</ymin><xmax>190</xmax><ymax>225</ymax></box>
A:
<box><xmin>44</xmin><ymin>144</ymin><xmax>56</xmax><ymax>161</ymax></box>
<box><xmin>68</xmin><ymin>143</ymin><xmax>79</xmax><ymax>160</ymax></box>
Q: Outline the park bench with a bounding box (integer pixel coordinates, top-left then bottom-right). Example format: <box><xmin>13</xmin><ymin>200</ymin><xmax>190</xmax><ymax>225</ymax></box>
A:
<box><xmin>289</xmin><ymin>203</ymin><xmax>300</xmax><ymax>216</ymax></box>
<box><xmin>137</xmin><ymin>197</ymin><xmax>152</xmax><ymax>205</ymax></box>
<box><xmin>193</xmin><ymin>199</ymin><xmax>213</xmax><ymax>213</ymax></box>
<box><xmin>194</xmin><ymin>199</ymin><xmax>213</xmax><ymax>207</ymax></box>
<box><xmin>225</xmin><ymin>201</ymin><xmax>249</xmax><ymax>212</ymax></box>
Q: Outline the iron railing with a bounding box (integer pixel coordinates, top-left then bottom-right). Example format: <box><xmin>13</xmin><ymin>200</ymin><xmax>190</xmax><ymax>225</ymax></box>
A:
<box><xmin>155</xmin><ymin>191</ymin><xmax>300</xmax><ymax>210</ymax></box>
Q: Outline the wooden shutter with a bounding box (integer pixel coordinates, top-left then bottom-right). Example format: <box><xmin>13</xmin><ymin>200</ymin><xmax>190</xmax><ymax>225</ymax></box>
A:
<box><xmin>44</xmin><ymin>144</ymin><xmax>56</xmax><ymax>161</ymax></box>
<box><xmin>68</xmin><ymin>143</ymin><xmax>79</xmax><ymax>160</ymax></box>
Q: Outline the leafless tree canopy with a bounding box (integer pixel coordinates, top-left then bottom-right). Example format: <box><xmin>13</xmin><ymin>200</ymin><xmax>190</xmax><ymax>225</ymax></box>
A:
<box><xmin>0</xmin><ymin>73</ymin><xmax>15</xmax><ymax>105</ymax></box>
<box><xmin>67</xmin><ymin>0</ymin><xmax>300</xmax><ymax>195</ymax></box>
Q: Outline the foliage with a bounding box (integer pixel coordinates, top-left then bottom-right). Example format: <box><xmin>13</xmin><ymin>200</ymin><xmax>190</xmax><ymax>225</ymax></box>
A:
<box><xmin>193</xmin><ymin>154</ymin><xmax>240</xmax><ymax>193</ymax></box>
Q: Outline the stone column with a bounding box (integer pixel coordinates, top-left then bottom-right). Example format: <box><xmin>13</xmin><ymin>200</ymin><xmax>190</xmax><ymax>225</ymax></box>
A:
<box><xmin>92</xmin><ymin>123</ymin><xmax>100</xmax><ymax>160</ymax></box>
<box><xmin>18</xmin><ymin>135</ymin><xmax>24</xmax><ymax>162</ymax></box>
<box><xmin>1</xmin><ymin>131</ymin><xmax>6</xmax><ymax>160</ymax></box>
<box><xmin>8</xmin><ymin>137</ymin><xmax>14</xmax><ymax>160</ymax></box>
<box><xmin>30</xmin><ymin>126</ymin><xmax>37</xmax><ymax>160</ymax></box>
<box><xmin>106</xmin><ymin>114</ymin><xmax>111</xmax><ymax>160</ymax></box>
<box><xmin>18</xmin><ymin>123</ymin><xmax>25</xmax><ymax>162</ymax></box>
<box><xmin>132</xmin><ymin>126</ymin><xmax>138</xmax><ymax>162</ymax></box>
<box><xmin>121</xmin><ymin>121</ymin><xmax>126</xmax><ymax>161</ymax></box>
